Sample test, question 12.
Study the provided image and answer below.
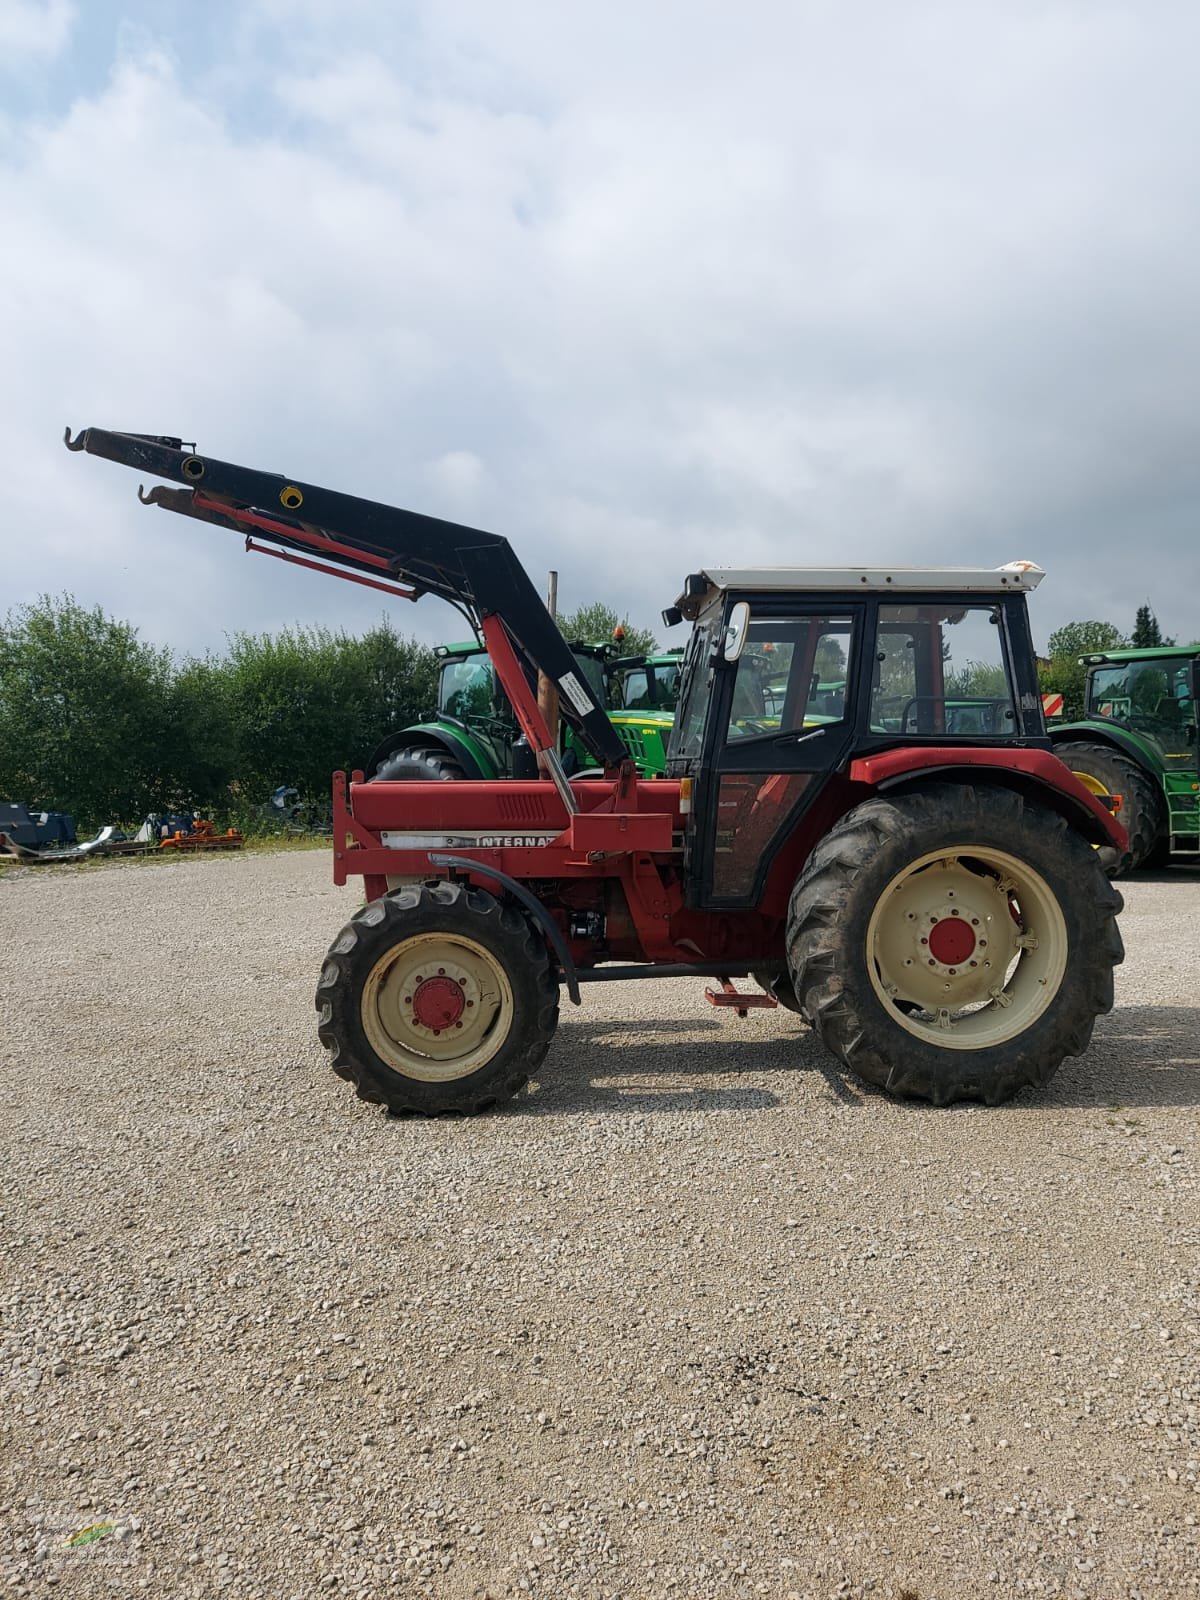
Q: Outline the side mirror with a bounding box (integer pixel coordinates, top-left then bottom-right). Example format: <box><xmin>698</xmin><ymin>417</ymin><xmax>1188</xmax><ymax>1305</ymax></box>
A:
<box><xmin>724</xmin><ymin>601</ymin><xmax>751</xmax><ymax>662</ymax></box>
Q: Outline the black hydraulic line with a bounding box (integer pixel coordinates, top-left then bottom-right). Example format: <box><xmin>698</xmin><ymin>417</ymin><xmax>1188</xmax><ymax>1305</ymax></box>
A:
<box><xmin>64</xmin><ymin>426</ymin><xmax>630</xmax><ymax>771</ymax></box>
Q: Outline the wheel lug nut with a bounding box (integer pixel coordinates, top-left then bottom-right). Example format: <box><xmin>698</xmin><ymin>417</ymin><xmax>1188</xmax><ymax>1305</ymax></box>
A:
<box><xmin>948</xmin><ymin>967</ymin><xmax>957</xmax><ymax>975</ymax></box>
<box><xmin>920</xmin><ymin>937</ymin><xmax>928</xmax><ymax>946</ymax></box>
<box><xmin>454</xmin><ymin>1021</ymin><xmax>463</xmax><ymax>1029</ymax></box>
<box><xmin>438</xmin><ymin>968</ymin><xmax>445</xmax><ymax>976</ymax></box>
<box><xmin>403</xmin><ymin>995</ymin><xmax>412</xmax><ymax>1004</ymax></box>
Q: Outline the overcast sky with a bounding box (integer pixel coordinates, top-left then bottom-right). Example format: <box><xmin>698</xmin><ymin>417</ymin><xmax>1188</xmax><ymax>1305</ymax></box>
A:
<box><xmin>4</xmin><ymin>0</ymin><xmax>1199</xmax><ymax>657</ymax></box>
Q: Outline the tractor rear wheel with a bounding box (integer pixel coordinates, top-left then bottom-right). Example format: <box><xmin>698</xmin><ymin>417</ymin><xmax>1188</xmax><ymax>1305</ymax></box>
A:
<box><xmin>786</xmin><ymin>785</ymin><xmax>1123</xmax><ymax>1105</ymax></box>
<box><xmin>372</xmin><ymin>744</ymin><xmax>467</xmax><ymax>783</ymax></box>
<box><xmin>316</xmin><ymin>882</ymin><xmax>559</xmax><ymax>1115</ymax></box>
<box><xmin>1057</xmin><ymin>741</ymin><xmax>1164</xmax><ymax>876</ymax></box>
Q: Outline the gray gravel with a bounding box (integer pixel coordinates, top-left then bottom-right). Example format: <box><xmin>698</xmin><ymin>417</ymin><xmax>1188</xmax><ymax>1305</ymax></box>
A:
<box><xmin>1</xmin><ymin>848</ymin><xmax>1198</xmax><ymax>1600</ymax></box>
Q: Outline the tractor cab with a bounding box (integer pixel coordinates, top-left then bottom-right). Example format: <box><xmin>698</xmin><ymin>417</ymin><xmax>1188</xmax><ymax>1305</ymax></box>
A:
<box><xmin>605</xmin><ymin>651</ymin><xmax>684</xmax><ymax>712</ymax></box>
<box><xmin>664</xmin><ymin>563</ymin><xmax>1049</xmax><ymax>907</ymax></box>
<box><xmin>1053</xmin><ymin>646</ymin><xmax>1200</xmax><ymax>866</ymax></box>
<box><xmin>1082</xmin><ymin>648</ymin><xmax>1199</xmax><ymax>774</ymax></box>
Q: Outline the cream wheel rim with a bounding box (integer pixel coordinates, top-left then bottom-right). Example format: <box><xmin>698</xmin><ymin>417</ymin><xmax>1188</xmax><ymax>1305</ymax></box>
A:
<box><xmin>361</xmin><ymin>933</ymin><xmax>514</xmax><ymax>1082</ymax></box>
<box><xmin>865</xmin><ymin>846</ymin><xmax>1068</xmax><ymax>1050</ymax></box>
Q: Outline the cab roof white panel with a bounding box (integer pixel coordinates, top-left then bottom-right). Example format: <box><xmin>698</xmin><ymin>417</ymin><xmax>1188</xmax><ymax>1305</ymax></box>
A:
<box><xmin>698</xmin><ymin>561</ymin><xmax>1044</xmax><ymax>595</ymax></box>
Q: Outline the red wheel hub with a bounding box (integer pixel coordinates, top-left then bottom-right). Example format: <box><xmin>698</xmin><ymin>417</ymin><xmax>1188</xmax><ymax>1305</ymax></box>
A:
<box><xmin>927</xmin><ymin>916</ymin><xmax>977</xmax><ymax>966</ymax></box>
<box><xmin>411</xmin><ymin>975</ymin><xmax>466</xmax><ymax>1030</ymax></box>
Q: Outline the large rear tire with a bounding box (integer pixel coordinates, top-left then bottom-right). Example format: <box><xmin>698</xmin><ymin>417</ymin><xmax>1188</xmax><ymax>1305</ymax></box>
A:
<box><xmin>372</xmin><ymin>744</ymin><xmax>467</xmax><ymax>783</ymax></box>
<box><xmin>786</xmin><ymin>785</ymin><xmax>1123</xmax><ymax>1105</ymax></box>
<box><xmin>316</xmin><ymin>883</ymin><xmax>559</xmax><ymax>1114</ymax></box>
<box><xmin>1055</xmin><ymin>740</ymin><xmax>1164</xmax><ymax>876</ymax></box>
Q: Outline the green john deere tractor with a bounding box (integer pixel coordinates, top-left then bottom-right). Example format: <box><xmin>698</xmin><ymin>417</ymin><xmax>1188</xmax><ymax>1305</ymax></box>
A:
<box><xmin>601</xmin><ymin>650</ymin><xmax>684</xmax><ymax>776</ymax></box>
<box><xmin>365</xmin><ymin>641</ymin><xmax>683</xmax><ymax>781</ymax></box>
<box><xmin>1047</xmin><ymin>646</ymin><xmax>1199</xmax><ymax>874</ymax></box>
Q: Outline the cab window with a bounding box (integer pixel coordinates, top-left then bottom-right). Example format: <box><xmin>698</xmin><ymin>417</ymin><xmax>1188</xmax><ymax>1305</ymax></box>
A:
<box><xmin>870</xmin><ymin>605</ymin><xmax>1016</xmax><ymax>736</ymax></box>
<box><xmin>726</xmin><ymin>615</ymin><xmax>854</xmax><ymax>743</ymax></box>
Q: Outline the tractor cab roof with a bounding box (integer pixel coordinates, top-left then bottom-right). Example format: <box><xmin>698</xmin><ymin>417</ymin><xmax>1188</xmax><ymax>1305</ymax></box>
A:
<box><xmin>672</xmin><ymin>561</ymin><xmax>1044</xmax><ymax>621</ymax></box>
<box><xmin>1080</xmin><ymin>645</ymin><xmax>1200</xmax><ymax>666</ymax></box>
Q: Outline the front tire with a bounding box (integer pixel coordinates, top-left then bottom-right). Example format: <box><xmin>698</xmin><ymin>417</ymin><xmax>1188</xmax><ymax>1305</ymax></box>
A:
<box><xmin>316</xmin><ymin>883</ymin><xmax>559</xmax><ymax>1114</ymax></box>
<box><xmin>372</xmin><ymin>744</ymin><xmax>467</xmax><ymax>783</ymax></box>
<box><xmin>786</xmin><ymin>785</ymin><xmax>1123</xmax><ymax>1105</ymax></box>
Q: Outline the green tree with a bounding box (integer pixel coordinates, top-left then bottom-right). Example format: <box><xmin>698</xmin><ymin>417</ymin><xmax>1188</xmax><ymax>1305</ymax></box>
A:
<box><xmin>556</xmin><ymin>601</ymin><xmax>658</xmax><ymax>658</ymax></box>
<box><xmin>161</xmin><ymin>654</ymin><xmax>237</xmax><ymax>812</ymax></box>
<box><xmin>336</xmin><ymin>620</ymin><xmax>439</xmax><ymax>767</ymax></box>
<box><xmin>1130</xmin><ymin>604</ymin><xmax>1175</xmax><ymax>648</ymax></box>
<box><xmin>1045</xmin><ymin>620</ymin><xmax>1127</xmax><ymax>660</ymax></box>
<box><xmin>946</xmin><ymin>662</ymin><xmax>1009</xmax><ymax>698</ymax></box>
<box><xmin>0</xmin><ymin>594</ymin><xmax>174</xmax><ymax>829</ymax></box>
<box><xmin>221</xmin><ymin>622</ymin><xmax>436</xmax><ymax>803</ymax></box>
<box><xmin>1038</xmin><ymin>620</ymin><xmax>1128</xmax><ymax>720</ymax></box>
<box><xmin>1132</xmin><ymin>604</ymin><xmax>1161</xmax><ymax>648</ymax></box>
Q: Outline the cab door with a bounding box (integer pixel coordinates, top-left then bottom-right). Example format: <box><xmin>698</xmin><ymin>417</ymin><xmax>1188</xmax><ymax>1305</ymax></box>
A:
<box><xmin>691</xmin><ymin>604</ymin><xmax>862</xmax><ymax>908</ymax></box>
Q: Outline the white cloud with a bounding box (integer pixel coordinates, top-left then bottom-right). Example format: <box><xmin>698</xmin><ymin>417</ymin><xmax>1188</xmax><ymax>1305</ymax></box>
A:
<box><xmin>0</xmin><ymin>0</ymin><xmax>74</xmax><ymax>65</ymax></box>
<box><xmin>4</xmin><ymin>1</ymin><xmax>1200</xmax><ymax>658</ymax></box>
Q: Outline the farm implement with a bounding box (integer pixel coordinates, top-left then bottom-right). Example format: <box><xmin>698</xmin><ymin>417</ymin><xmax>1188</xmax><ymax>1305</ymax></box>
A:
<box><xmin>66</xmin><ymin>425</ymin><xmax>1127</xmax><ymax>1113</ymax></box>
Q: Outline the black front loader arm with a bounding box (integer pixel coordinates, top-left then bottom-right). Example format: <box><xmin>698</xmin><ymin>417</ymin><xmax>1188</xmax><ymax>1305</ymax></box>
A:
<box><xmin>64</xmin><ymin>426</ymin><xmax>629</xmax><ymax>771</ymax></box>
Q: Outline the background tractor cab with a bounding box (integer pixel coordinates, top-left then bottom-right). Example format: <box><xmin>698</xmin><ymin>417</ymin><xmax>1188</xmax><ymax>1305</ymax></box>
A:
<box><xmin>1048</xmin><ymin>646</ymin><xmax>1200</xmax><ymax>872</ymax></box>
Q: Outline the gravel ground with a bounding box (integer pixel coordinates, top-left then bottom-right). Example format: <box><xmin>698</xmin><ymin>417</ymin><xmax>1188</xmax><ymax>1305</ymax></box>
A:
<box><xmin>1</xmin><ymin>848</ymin><xmax>1197</xmax><ymax>1600</ymax></box>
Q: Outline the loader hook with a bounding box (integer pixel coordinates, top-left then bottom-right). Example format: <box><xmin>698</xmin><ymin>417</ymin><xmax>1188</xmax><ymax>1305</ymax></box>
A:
<box><xmin>137</xmin><ymin>484</ymin><xmax>180</xmax><ymax>508</ymax></box>
<box><xmin>63</xmin><ymin>426</ymin><xmax>87</xmax><ymax>451</ymax></box>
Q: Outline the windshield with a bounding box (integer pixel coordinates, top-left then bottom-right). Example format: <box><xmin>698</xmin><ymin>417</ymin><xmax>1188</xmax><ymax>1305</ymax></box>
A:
<box><xmin>438</xmin><ymin>651</ymin><xmax>495</xmax><ymax>720</ymax></box>
<box><xmin>726</xmin><ymin>616</ymin><xmax>853</xmax><ymax>741</ymax></box>
<box><xmin>667</xmin><ymin>620</ymin><xmax>717</xmax><ymax>762</ymax></box>
<box><xmin>1087</xmin><ymin>659</ymin><xmax>1196</xmax><ymax>766</ymax></box>
<box><xmin>607</xmin><ymin>660</ymin><xmax>680</xmax><ymax>712</ymax></box>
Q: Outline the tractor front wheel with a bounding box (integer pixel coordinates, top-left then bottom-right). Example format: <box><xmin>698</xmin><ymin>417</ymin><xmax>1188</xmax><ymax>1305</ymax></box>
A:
<box><xmin>316</xmin><ymin>883</ymin><xmax>559</xmax><ymax>1114</ymax></box>
<box><xmin>372</xmin><ymin>744</ymin><xmax>468</xmax><ymax>783</ymax></box>
<box><xmin>786</xmin><ymin>785</ymin><xmax>1123</xmax><ymax>1105</ymax></box>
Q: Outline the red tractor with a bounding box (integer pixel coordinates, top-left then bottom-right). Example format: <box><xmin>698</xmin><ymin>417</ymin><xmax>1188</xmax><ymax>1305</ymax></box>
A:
<box><xmin>68</xmin><ymin>428</ymin><xmax>1127</xmax><ymax>1112</ymax></box>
